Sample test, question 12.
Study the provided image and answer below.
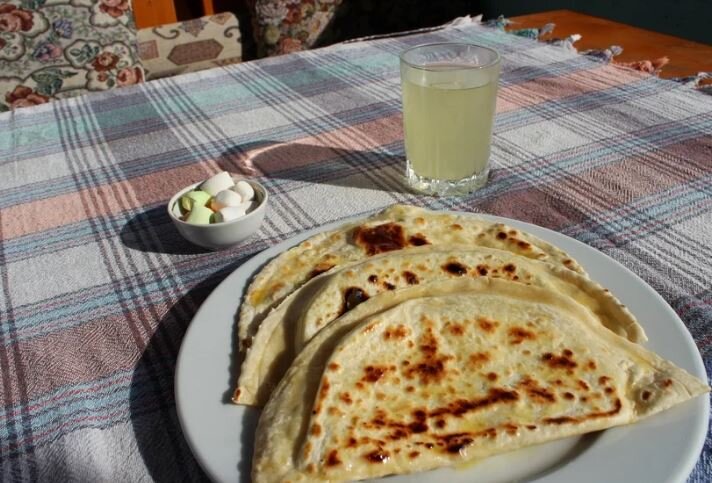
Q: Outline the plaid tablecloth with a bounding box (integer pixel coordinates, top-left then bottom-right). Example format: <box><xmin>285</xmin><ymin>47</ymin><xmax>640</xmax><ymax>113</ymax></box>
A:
<box><xmin>0</xmin><ymin>21</ymin><xmax>710</xmax><ymax>482</ymax></box>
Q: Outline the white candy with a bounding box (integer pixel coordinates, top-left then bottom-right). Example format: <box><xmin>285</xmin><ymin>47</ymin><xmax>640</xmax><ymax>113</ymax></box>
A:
<box><xmin>213</xmin><ymin>189</ymin><xmax>243</xmax><ymax>209</ymax></box>
<box><xmin>200</xmin><ymin>171</ymin><xmax>235</xmax><ymax>196</ymax></box>
<box><xmin>214</xmin><ymin>205</ymin><xmax>248</xmax><ymax>223</ymax></box>
<box><xmin>232</xmin><ymin>180</ymin><xmax>255</xmax><ymax>201</ymax></box>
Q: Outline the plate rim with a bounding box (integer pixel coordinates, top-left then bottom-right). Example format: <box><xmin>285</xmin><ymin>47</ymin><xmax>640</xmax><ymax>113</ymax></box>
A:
<box><xmin>175</xmin><ymin>210</ymin><xmax>709</xmax><ymax>483</ymax></box>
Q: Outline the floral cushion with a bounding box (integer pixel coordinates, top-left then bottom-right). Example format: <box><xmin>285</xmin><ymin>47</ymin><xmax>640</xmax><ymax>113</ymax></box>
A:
<box><xmin>249</xmin><ymin>0</ymin><xmax>341</xmax><ymax>58</ymax></box>
<box><xmin>0</xmin><ymin>0</ymin><xmax>144</xmax><ymax>111</ymax></box>
<box><xmin>137</xmin><ymin>12</ymin><xmax>242</xmax><ymax>80</ymax></box>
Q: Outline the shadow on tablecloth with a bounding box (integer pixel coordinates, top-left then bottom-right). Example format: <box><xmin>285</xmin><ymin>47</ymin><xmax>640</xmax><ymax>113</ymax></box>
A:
<box><xmin>120</xmin><ymin>205</ymin><xmax>209</xmax><ymax>255</ymax></box>
<box><xmin>128</xmin><ymin>276</ymin><xmax>217</xmax><ymax>482</ymax></box>
<box><xmin>128</xmin><ymin>251</ymin><xmax>260</xmax><ymax>482</ymax></box>
<box><xmin>216</xmin><ymin>140</ymin><xmax>414</xmax><ymax>195</ymax></box>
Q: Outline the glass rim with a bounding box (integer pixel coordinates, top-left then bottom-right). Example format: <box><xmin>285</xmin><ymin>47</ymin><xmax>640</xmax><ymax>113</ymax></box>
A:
<box><xmin>399</xmin><ymin>42</ymin><xmax>501</xmax><ymax>72</ymax></box>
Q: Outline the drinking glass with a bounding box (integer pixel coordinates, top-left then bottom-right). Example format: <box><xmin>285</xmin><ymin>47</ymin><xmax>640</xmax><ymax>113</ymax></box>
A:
<box><xmin>400</xmin><ymin>43</ymin><xmax>501</xmax><ymax>196</ymax></box>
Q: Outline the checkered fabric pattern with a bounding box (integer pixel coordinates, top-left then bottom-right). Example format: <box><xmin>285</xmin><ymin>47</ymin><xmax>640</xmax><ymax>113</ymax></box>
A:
<box><xmin>0</xmin><ymin>21</ymin><xmax>710</xmax><ymax>482</ymax></box>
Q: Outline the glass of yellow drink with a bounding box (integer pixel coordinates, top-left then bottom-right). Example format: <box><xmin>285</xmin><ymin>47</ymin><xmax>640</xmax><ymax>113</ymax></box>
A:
<box><xmin>400</xmin><ymin>43</ymin><xmax>500</xmax><ymax>196</ymax></box>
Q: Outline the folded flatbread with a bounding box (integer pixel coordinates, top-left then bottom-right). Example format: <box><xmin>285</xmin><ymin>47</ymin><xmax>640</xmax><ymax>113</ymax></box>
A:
<box><xmin>238</xmin><ymin>205</ymin><xmax>585</xmax><ymax>352</ymax></box>
<box><xmin>252</xmin><ymin>278</ymin><xmax>708</xmax><ymax>483</ymax></box>
<box><xmin>234</xmin><ymin>247</ymin><xmax>644</xmax><ymax>406</ymax></box>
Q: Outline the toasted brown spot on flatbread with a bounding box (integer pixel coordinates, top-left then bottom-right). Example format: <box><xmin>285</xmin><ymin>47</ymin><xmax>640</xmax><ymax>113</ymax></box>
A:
<box><xmin>364</xmin><ymin>450</ymin><xmax>390</xmax><ymax>463</ymax></box>
<box><xmin>409</xmin><ymin>417</ymin><xmax>428</xmax><ymax>434</ymax></box>
<box><xmin>383</xmin><ymin>281</ymin><xmax>396</xmax><ymax>290</ymax></box>
<box><xmin>367</xmin><ymin>275</ymin><xmax>378</xmax><ymax>284</ymax></box>
<box><xmin>362</xmin><ymin>365</ymin><xmax>389</xmax><ymax>383</ymax></box>
<box><xmin>443</xmin><ymin>262</ymin><xmax>468</xmax><ymax>276</ymax></box>
<box><xmin>443</xmin><ymin>433</ymin><xmax>475</xmax><ymax>453</ymax></box>
<box><xmin>496</xmin><ymin>231</ymin><xmax>507</xmax><ymax>240</ymax></box>
<box><xmin>508</xmin><ymin>326</ymin><xmax>536</xmax><ymax>345</ymax></box>
<box><xmin>563</xmin><ymin>392</ymin><xmax>575</xmax><ymax>400</ymax></box>
<box><xmin>477</xmin><ymin>317</ymin><xmax>499</xmax><ymax>333</ymax></box>
<box><xmin>448</xmin><ymin>323</ymin><xmax>465</xmax><ymax>336</ymax></box>
<box><xmin>353</xmin><ymin>223</ymin><xmax>406</xmax><ymax>255</ymax></box>
<box><xmin>404</xmin><ymin>328</ymin><xmax>452</xmax><ymax>384</ymax></box>
<box><xmin>403</xmin><ymin>270</ymin><xmax>419</xmax><ymax>285</ymax></box>
<box><xmin>311</xmin><ymin>423</ymin><xmax>322</xmax><ymax>436</ymax></box>
<box><xmin>543</xmin><ymin>351</ymin><xmax>578</xmax><ymax>370</ymax></box>
<box><xmin>409</xmin><ymin>233</ymin><xmax>430</xmax><ymax>246</ymax></box>
<box><xmin>518</xmin><ymin>241</ymin><xmax>531</xmax><ymax>250</ymax></box>
<box><xmin>469</xmin><ymin>351</ymin><xmax>491</xmax><ymax>367</ymax></box>
<box><xmin>409</xmin><ymin>450</ymin><xmax>420</xmax><ymax>459</ymax></box>
<box><xmin>342</xmin><ymin>287</ymin><xmax>369</xmax><ymax>314</ymax></box>
<box><xmin>519</xmin><ymin>376</ymin><xmax>556</xmax><ymax>403</ymax></box>
<box><xmin>503</xmin><ymin>263</ymin><xmax>516</xmax><ymax>273</ymax></box>
<box><xmin>429</xmin><ymin>388</ymin><xmax>520</xmax><ymax>418</ymax></box>
<box><xmin>487</xmin><ymin>372</ymin><xmax>498</xmax><ymax>381</ymax></box>
<box><xmin>326</xmin><ymin>449</ymin><xmax>341</xmax><ymax>466</ymax></box>
<box><xmin>339</xmin><ymin>392</ymin><xmax>353</xmax><ymax>404</ymax></box>
<box><xmin>384</xmin><ymin>325</ymin><xmax>409</xmax><ymax>340</ymax></box>
<box><xmin>328</xmin><ymin>362</ymin><xmax>340</xmax><ymax>371</ymax></box>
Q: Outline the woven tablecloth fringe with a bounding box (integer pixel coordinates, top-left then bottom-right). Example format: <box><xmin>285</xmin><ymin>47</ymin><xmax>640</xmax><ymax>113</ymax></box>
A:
<box><xmin>671</xmin><ymin>72</ymin><xmax>712</xmax><ymax>95</ymax></box>
<box><xmin>486</xmin><ymin>14</ymin><xmax>707</xmax><ymax>92</ymax></box>
<box><xmin>340</xmin><ymin>14</ymin><xmax>483</xmax><ymax>44</ymax></box>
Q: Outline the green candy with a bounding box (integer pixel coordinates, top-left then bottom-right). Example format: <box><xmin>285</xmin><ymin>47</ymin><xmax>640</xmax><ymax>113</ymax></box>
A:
<box><xmin>180</xmin><ymin>190</ymin><xmax>211</xmax><ymax>213</ymax></box>
<box><xmin>185</xmin><ymin>204</ymin><xmax>214</xmax><ymax>225</ymax></box>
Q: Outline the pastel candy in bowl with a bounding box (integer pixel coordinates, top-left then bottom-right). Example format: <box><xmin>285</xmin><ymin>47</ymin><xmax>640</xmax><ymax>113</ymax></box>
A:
<box><xmin>168</xmin><ymin>173</ymin><xmax>268</xmax><ymax>250</ymax></box>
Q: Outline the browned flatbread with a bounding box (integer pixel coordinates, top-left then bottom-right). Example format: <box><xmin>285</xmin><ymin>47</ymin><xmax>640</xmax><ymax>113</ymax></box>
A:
<box><xmin>251</xmin><ymin>278</ymin><xmax>708</xmax><ymax>483</ymax></box>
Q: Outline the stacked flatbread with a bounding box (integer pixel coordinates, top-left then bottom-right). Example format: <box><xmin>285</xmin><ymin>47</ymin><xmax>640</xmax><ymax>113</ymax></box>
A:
<box><xmin>230</xmin><ymin>205</ymin><xmax>708</xmax><ymax>483</ymax></box>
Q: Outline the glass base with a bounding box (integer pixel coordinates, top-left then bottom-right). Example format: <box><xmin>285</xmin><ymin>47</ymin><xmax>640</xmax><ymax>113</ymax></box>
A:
<box><xmin>405</xmin><ymin>161</ymin><xmax>490</xmax><ymax>197</ymax></box>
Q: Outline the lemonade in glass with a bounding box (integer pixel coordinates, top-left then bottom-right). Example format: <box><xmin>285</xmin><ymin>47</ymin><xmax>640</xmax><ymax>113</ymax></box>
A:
<box><xmin>400</xmin><ymin>43</ymin><xmax>500</xmax><ymax>196</ymax></box>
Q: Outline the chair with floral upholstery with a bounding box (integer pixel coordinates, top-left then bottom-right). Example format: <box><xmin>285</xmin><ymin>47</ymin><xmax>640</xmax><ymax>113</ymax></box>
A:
<box><xmin>0</xmin><ymin>0</ymin><xmax>145</xmax><ymax>111</ymax></box>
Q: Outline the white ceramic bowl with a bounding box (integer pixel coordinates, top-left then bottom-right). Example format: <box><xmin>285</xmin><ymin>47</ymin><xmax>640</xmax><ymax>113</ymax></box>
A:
<box><xmin>167</xmin><ymin>177</ymin><xmax>268</xmax><ymax>250</ymax></box>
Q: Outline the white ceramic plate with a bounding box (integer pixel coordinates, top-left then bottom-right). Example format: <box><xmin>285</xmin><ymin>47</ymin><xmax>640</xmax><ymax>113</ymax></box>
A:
<box><xmin>175</xmin><ymin>212</ymin><xmax>708</xmax><ymax>483</ymax></box>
